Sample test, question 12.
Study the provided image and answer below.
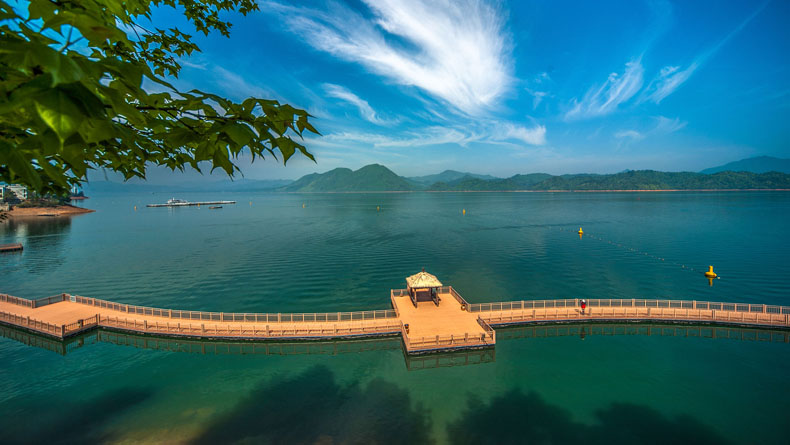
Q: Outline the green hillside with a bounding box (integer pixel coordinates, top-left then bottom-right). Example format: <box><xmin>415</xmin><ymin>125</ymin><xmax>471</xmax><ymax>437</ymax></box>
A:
<box><xmin>408</xmin><ymin>170</ymin><xmax>499</xmax><ymax>185</ymax></box>
<box><xmin>430</xmin><ymin>170</ymin><xmax>790</xmax><ymax>191</ymax></box>
<box><xmin>280</xmin><ymin>164</ymin><xmax>418</xmax><ymax>192</ymax></box>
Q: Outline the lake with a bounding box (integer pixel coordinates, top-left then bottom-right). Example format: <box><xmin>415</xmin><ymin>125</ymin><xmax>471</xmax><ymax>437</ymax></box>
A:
<box><xmin>1</xmin><ymin>191</ymin><xmax>788</xmax><ymax>444</ymax></box>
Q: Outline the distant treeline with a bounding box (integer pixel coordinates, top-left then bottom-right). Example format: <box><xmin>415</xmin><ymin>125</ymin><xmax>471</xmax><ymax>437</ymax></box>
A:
<box><xmin>428</xmin><ymin>170</ymin><xmax>790</xmax><ymax>191</ymax></box>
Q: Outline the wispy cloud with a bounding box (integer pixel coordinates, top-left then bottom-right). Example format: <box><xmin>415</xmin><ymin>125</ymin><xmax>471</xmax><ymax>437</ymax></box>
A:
<box><xmin>613</xmin><ymin>115</ymin><xmax>686</xmax><ymax>143</ymax></box>
<box><xmin>323</xmin><ymin>83</ymin><xmax>393</xmax><ymax>125</ymax></box>
<box><xmin>614</xmin><ymin>130</ymin><xmax>644</xmax><ymax>141</ymax></box>
<box><xmin>641</xmin><ymin>2</ymin><xmax>769</xmax><ymax>104</ymax></box>
<box><xmin>564</xmin><ymin>59</ymin><xmax>644</xmax><ymax>120</ymax></box>
<box><xmin>266</xmin><ymin>0</ymin><xmax>512</xmax><ymax>115</ymax></box>
<box><xmin>308</xmin><ymin>120</ymin><xmax>546</xmax><ymax>150</ymax></box>
<box><xmin>492</xmin><ymin>123</ymin><xmax>547</xmax><ymax>146</ymax></box>
<box><xmin>652</xmin><ymin>115</ymin><xmax>687</xmax><ymax>134</ymax></box>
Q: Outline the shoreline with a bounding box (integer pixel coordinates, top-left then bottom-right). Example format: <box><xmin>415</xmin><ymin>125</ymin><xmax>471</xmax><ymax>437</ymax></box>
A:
<box><xmin>279</xmin><ymin>189</ymin><xmax>790</xmax><ymax>194</ymax></box>
<box><xmin>6</xmin><ymin>205</ymin><xmax>95</xmax><ymax>217</ymax></box>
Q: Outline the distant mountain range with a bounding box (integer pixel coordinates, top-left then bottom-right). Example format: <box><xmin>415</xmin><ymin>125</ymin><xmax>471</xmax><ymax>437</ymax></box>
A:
<box><xmin>280</xmin><ymin>164</ymin><xmax>790</xmax><ymax>192</ymax></box>
<box><xmin>407</xmin><ymin>170</ymin><xmax>499</xmax><ymax>185</ymax></box>
<box><xmin>280</xmin><ymin>164</ymin><xmax>416</xmax><ymax>192</ymax></box>
<box><xmin>700</xmin><ymin>156</ymin><xmax>790</xmax><ymax>174</ymax></box>
<box><xmin>82</xmin><ymin>156</ymin><xmax>790</xmax><ymax>194</ymax></box>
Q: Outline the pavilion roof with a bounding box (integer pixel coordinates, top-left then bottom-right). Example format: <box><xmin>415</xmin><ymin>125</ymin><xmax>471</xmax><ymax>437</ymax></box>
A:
<box><xmin>406</xmin><ymin>270</ymin><xmax>442</xmax><ymax>289</ymax></box>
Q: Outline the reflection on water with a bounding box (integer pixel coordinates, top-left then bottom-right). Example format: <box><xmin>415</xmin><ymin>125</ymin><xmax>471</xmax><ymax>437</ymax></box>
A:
<box><xmin>0</xmin><ymin>386</ymin><xmax>153</xmax><ymax>444</ymax></box>
<box><xmin>0</xmin><ymin>216</ymin><xmax>73</xmax><ymax>275</ymax></box>
<box><xmin>498</xmin><ymin>323</ymin><xmax>790</xmax><ymax>343</ymax></box>
<box><xmin>2</xmin><ymin>322</ymin><xmax>786</xmax><ymax>367</ymax></box>
<box><xmin>190</xmin><ymin>365</ymin><xmax>433</xmax><ymax>444</ymax></box>
<box><xmin>404</xmin><ymin>348</ymin><xmax>495</xmax><ymax>371</ymax></box>
<box><xmin>446</xmin><ymin>389</ymin><xmax>730</xmax><ymax>445</ymax></box>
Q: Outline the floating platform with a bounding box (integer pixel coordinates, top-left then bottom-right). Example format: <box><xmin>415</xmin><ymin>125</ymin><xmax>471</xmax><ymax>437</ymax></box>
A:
<box><xmin>1</xmin><ymin>287</ymin><xmax>789</xmax><ymax>357</ymax></box>
<box><xmin>146</xmin><ymin>200</ymin><xmax>236</xmax><ymax>208</ymax></box>
<box><xmin>0</xmin><ymin>243</ymin><xmax>23</xmax><ymax>253</ymax></box>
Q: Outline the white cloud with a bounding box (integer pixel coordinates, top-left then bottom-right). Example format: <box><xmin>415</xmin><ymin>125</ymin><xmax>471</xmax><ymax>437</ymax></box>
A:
<box><xmin>308</xmin><ymin>120</ymin><xmax>546</xmax><ymax>150</ymax></box>
<box><xmin>323</xmin><ymin>83</ymin><xmax>392</xmax><ymax>125</ymax></box>
<box><xmin>641</xmin><ymin>2</ymin><xmax>768</xmax><ymax>104</ymax></box>
<box><xmin>652</xmin><ymin>115</ymin><xmax>687</xmax><ymax>134</ymax></box>
<box><xmin>492</xmin><ymin>123</ymin><xmax>547</xmax><ymax>146</ymax></box>
<box><xmin>266</xmin><ymin>0</ymin><xmax>512</xmax><ymax>115</ymax></box>
<box><xmin>564</xmin><ymin>59</ymin><xmax>644</xmax><ymax>120</ymax></box>
<box><xmin>525</xmin><ymin>88</ymin><xmax>549</xmax><ymax>109</ymax></box>
<box><xmin>614</xmin><ymin>130</ymin><xmax>644</xmax><ymax>141</ymax></box>
<box><xmin>613</xmin><ymin>115</ymin><xmax>686</xmax><ymax>143</ymax></box>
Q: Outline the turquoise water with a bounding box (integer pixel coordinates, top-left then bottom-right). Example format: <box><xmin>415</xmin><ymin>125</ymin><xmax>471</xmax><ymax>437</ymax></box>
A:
<box><xmin>1</xmin><ymin>192</ymin><xmax>789</xmax><ymax>444</ymax></box>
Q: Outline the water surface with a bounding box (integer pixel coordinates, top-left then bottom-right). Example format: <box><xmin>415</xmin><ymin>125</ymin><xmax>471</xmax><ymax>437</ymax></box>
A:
<box><xmin>1</xmin><ymin>191</ymin><xmax>788</xmax><ymax>443</ymax></box>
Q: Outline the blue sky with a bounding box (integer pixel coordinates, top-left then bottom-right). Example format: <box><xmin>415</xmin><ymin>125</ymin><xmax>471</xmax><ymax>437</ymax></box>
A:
<box><xmin>142</xmin><ymin>0</ymin><xmax>789</xmax><ymax>181</ymax></box>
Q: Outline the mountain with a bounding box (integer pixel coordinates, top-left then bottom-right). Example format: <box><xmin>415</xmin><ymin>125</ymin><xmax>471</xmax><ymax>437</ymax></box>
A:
<box><xmin>429</xmin><ymin>170</ymin><xmax>790</xmax><ymax>191</ymax></box>
<box><xmin>408</xmin><ymin>170</ymin><xmax>499</xmax><ymax>185</ymax></box>
<box><xmin>280</xmin><ymin>164</ymin><xmax>418</xmax><ymax>192</ymax></box>
<box><xmin>701</xmin><ymin>156</ymin><xmax>790</xmax><ymax>174</ymax></box>
<box><xmin>429</xmin><ymin>173</ymin><xmax>552</xmax><ymax>191</ymax></box>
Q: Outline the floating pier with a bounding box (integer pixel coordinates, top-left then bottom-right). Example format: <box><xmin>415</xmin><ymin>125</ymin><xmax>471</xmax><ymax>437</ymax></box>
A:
<box><xmin>146</xmin><ymin>200</ymin><xmax>236</xmax><ymax>208</ymax></box>
<box><xmin>1</xmin><ymin>272</ymin><xmax>789</xmax><ymax>356</ymax></box>
<box><xmin>0</xmin><ymin>243</ymin><xmax>23</xmax><ymax>253</ymax></box>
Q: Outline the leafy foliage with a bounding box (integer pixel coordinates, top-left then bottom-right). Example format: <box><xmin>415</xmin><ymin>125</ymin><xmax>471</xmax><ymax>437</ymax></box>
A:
<box><xmin>0</xmin><ymin>0</ymin><xmax>318</xmax><ymax>196</ymax></box>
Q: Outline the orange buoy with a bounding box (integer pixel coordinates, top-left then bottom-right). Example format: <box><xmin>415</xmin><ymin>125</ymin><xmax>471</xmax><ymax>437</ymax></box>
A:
<box><xmin>704</xmin><ymin>266</ymin><xmax>717</xmax><ymax>278</ymax></box>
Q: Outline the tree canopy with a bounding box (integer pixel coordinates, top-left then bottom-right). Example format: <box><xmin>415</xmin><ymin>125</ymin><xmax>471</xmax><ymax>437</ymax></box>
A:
<box><xmin>0</xmin><ymin>0</ymin><xmax>318</xmax><ymax>196</ymax></box>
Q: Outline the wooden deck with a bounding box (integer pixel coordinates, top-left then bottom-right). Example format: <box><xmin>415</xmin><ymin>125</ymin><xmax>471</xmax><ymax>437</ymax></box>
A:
<box><xmin>391</xmin><ymin>288</ymin><xmax>494</xmax><ymax>353</ymax></box>
<box><xmin>1</xmin><ymin>291</ymin><xmax>789</xmax><ymax>355</ymax></box>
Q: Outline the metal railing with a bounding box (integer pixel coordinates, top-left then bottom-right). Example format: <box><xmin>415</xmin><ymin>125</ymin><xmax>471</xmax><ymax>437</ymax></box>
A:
<box><xmin>473</xmin><ymin>299</ymin><xmax>790</xmax><ymax>328</ymax></box>
<box><xmin>0</xmin><ymin>293</ymin><xmax>35</xmax><ymax>308</ymax></box>
<box><xmin>469</xmin><ymin>298</ymin><xmax>790</xmax><ymax>316</ymax></box>
<box><xmin>0</xmin><ymin>293</ymin><xmax>68</xmax><ymax>308</ymax></box>
<box><xmin>100</xmin><ymin>315</ymin><xmax>401</xmax><ymax>338</ymax></box>
<box><xmin>400</xmin><ymin>320</ymin><xmax>495</xmax><ymax>351</ymax></box>
<box><xmin>70</xmin><ymin>295</ymin><xmax>397</xmax><ymax>323</ymax></box>
<box><xmin>0</xmin><ymin>310</ymin><xmax>62</xmax><ymax>336</ymax></box>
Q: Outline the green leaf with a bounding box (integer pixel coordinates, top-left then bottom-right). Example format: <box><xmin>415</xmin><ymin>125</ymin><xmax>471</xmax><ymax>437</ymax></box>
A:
<box><xmin>34</xmin><ymin>88</ymin><xmax>85</xmax><ymax>142</ymax></box>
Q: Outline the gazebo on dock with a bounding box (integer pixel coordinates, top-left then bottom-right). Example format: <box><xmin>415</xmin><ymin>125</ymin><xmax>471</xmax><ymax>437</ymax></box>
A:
<box><xmin>406</xmin><ymin>269</ymin><xmax>443</xmax><ymax>307</ymax></box>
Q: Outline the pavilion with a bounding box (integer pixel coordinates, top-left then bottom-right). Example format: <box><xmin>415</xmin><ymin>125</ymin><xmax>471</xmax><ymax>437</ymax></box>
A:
<box><xmin>405</xmin><ymin>269</ymin><xmax>443</xmax><ymax>307</ymax></box>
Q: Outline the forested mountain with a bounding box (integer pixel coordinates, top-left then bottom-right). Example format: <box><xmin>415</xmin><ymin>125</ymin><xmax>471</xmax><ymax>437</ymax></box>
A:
<box><xmin>700</xmin><ymin>156</ymin><xmax>790</xmax><ymax>174</ymax></box>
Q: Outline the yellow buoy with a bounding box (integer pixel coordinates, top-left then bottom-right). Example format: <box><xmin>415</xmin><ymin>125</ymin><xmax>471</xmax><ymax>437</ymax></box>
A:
<box><xmin>462</xmin><ymin>209</ymin><xmax>466</xmax><ymax>215</ymax></box>
<box><xmin>704</xmin><ymin>265</ymin><xmax>717</xmax><ymax>278</ymax></box>
<box><xmin>302</xmin><ymin>203</ymin><xmax>306</xmax><ymax>208</ymax></box>
<box><xmin>578</xmin><ymin>227</ymin><xmax>583</xmax><ymax>235</ymax></box>
<box><xmin>134</xmin><ymin>206</ymin><xmax>137</xmax><ymax>211</ymax></box>
<box><xmin>377</xmin><ymin>206</ymin><xmax>380</xmax><ymax>211</ymax></box>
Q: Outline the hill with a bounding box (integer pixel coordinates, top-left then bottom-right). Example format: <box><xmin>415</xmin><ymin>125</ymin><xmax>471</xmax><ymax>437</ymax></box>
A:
<box><xmin>701</xmin><ymin>156</ymin><xmax>790</xmax><ymax>174</ymax></box>
<box><xmin>280</xmin><ymin>164</ymin><xmax>417</xmax><ymax>192</ymax></box>
<box><xmin>408</xmin><ymin>170</ymin><xmax>499</xmax><ymax>185</ymax></box>
<box><xmin>428</xmin><ymin>170</ymin><xmax>790</xmax><ymax>191</ymax></box>
<box><xmin>429</xmin><ymin>173</ymin><xmax>552</xmax><ymax>191</ymax></box>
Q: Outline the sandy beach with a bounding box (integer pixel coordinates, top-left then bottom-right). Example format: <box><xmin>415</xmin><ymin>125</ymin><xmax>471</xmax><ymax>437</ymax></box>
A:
<box><xmin>7</xmin><ymin>205</ymin><xmax>94</xmax><ymax>217</ymax></box>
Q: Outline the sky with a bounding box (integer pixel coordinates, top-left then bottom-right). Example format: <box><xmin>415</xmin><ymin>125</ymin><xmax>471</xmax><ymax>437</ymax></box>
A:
<box><xmin>131</xmin><ymin>0</ymin><xmax>789</xmax><ymax>182</ymax></box>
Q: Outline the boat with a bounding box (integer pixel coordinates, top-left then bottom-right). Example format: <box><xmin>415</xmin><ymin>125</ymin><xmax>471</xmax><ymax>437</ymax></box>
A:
<box><xmin>147</xmin><ymin>199</ymin><xmax>236</xmax><ymax>208</ymax></box>
<box><xmin>209</xmin><ymin>206</ymin><xmax>223</xmax><ymax>209</ymax></box>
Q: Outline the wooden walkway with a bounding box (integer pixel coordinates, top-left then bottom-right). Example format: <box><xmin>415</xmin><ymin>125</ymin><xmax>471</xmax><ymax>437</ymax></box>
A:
<box><xmin>1</xmin><ymin>290</ymin><xmax>789</xmax><ymax>355</ymax></box>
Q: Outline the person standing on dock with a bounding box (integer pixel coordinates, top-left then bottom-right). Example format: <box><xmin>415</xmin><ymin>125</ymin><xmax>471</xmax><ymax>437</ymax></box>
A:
<box><xmin>580</xmin><ymin>299</ymin><xmax>587</xmax><ymax>315</ymax></box>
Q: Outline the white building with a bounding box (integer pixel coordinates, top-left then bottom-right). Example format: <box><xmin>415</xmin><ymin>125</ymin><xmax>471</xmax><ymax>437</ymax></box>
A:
<box><xmin>1</xmin><ymin>184</ymin><xmax>28</xmax><ymax>201</ymax></box>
